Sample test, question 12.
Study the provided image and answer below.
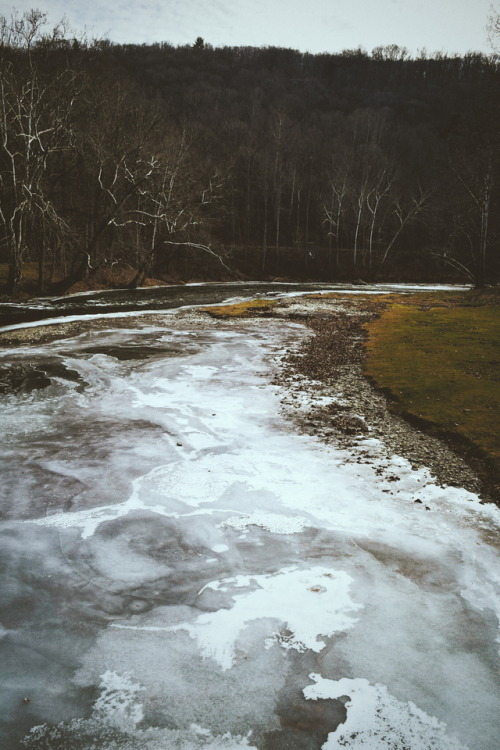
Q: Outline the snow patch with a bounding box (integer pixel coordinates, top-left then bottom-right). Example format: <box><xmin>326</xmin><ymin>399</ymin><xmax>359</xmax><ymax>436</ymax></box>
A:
<box><xmin>182</xmin><ymin>365</ymin><xmax>219</xmax><ymax>379</ymax></box>
<box><xmin>93</xmin><ymin>670</ymin><xmax>144</xmax><ymax>731</ymax></box>
<box><xmin>22</xmin><ymin>670</ymin><xmax>258</xmax><ymax>749</ymax></box>
<box><xmin>211</xmin><ymin>544</ymin><xmax>229</xmax><ymax>553</ymax></box>
<box><xmin>167</xmin><ymin>566</ymin><xmax>361</xmax><ymax>670</ymax></box>
<box><xmin>304</xmin><ymin>674</ymin><xmax>469</xmax><ymax>749</ymax></box>
<box><xmin>221</xmin><ymin>513</ymin><xmax>308</xmax><ymax>534</ymax></box>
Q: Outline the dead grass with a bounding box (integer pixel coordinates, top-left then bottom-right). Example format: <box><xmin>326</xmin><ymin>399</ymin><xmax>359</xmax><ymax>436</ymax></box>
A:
<box><xmin>201</xmin><ymin>299</ymin><xmax>279</xmax><ymax>318</ymax></box>
<box><xmin>365</xmin><ymin>296</ymin><xmax>500</xmax><ymax>470</ymax></box>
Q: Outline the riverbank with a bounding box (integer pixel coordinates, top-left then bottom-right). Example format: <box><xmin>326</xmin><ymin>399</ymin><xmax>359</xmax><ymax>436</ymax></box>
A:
<box><xmin>277</xmin><ymin>296</ymin><xmax>498</xmax><ymax>505</ymax></box>
<box><xmin>201</xmin><ymin>290</ymin><xmax>500</xmax><ymax>505</ymax></box>
<box><xmin>1</xmin><ymin>288</ymin><xmax>498</xmax><ymax>504</ymax></box>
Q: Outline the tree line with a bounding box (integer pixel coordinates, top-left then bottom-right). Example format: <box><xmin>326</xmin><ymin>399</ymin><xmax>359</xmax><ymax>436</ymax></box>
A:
<box><xmin>1</xmin><ymin>9</ymin><xmax>499</xmax><ymax>295</ymax></box>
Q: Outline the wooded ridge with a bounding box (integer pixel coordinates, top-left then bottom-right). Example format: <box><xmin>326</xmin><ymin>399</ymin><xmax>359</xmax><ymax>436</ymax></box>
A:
<box><xmin>1</xmin><ymin>10</ymin><xmax>499</xmax><ymax>296</ymax></box>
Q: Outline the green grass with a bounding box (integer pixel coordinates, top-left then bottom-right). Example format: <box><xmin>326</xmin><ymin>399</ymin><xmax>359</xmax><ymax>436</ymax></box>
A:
<box><xmin>365</xmin><ymin>299</ymin><xmax>500</xmax><ymax>464</ymax></box>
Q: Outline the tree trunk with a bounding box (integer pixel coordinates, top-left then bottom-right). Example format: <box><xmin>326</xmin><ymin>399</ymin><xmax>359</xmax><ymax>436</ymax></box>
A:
<box><xmin>7</xmin><ymin>254</ymin><xmax>23</xmax><ymax>295</ymax></box>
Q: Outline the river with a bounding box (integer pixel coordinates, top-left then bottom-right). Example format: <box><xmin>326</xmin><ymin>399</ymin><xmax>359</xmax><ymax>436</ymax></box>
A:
<box><xmin>0</xmin><ymin>282</ymin><xmax>498</xmax><ymax>750</ymax></box>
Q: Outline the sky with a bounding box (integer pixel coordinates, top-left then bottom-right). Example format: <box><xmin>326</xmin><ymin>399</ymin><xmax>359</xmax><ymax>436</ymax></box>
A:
<box><xmin>0</xmin><ymin>0</ymin><xmax>496</xmax><ymax>56</ymax></box>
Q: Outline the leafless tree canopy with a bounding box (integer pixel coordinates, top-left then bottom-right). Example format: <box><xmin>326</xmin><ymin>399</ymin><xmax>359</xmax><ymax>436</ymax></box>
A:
<box><xmin>1</xmin><ymin>10</ymin><xmax>499</xmax><ymax>292</ymax></box>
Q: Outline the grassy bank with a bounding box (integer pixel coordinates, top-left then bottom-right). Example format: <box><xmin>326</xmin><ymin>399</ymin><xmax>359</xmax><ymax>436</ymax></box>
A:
<box><xmin>365</xmin><ymin>292</ymin><xmax>500</xmax><ymax>492</ymax></box>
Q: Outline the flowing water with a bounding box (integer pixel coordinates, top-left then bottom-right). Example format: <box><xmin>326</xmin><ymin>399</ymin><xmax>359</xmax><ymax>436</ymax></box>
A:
<box><xmin>0</xmin><ymin>283</ymin><xmax>498</xmax><ymax>750</ymax></box>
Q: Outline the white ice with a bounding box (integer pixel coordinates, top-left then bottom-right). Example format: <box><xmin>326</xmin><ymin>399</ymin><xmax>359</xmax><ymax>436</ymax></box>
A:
<box><xmin>303</xmin><ymin>674</ymin><xmax>468</xmax><ymax>749</ymax></box>
<box><xmin>113</xmin><ymin>566</ymin><xmax>362</xmax><ymax>670</ymax></box>
<box><xmin>0</xmin><ymin>311</ymin><xmax>498</xmax><ymax>750</ymax></box>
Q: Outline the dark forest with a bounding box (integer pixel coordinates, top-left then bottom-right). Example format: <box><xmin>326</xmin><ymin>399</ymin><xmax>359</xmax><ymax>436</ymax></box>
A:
<box><xmin>1</xmin><ymin>10</ymin><xmax>499</xmax><ymax>294</ymax></box>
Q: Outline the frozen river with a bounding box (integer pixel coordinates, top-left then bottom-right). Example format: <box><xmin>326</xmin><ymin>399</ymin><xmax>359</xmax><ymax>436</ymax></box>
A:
<box><xmin>0</xmin><ymin>285</ymin><xmax>499</xmax><ymax>749</ymax></box>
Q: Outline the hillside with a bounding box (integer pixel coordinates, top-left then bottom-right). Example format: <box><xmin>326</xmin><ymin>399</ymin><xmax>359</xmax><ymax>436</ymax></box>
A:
<box><xmin>1</xmin><ymin>11</ymin><xmax>499</xmax><ymax>296</ymax></box>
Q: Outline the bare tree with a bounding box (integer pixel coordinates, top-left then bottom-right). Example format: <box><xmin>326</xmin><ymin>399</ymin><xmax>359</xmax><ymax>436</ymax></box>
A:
<box><xmin>487</xmin><ymin>6</ymin><xmax>500</xmax><ymax>52</ymax></box>
<box><xmin>0</xmin><ymin>9</ymin><xmax>83</xmax><ymax>293</ymax></box>
<box><xmin>365</xmin><ymin>165</ymin><xmax>396</xmax><ymax>273</ymax></box>
<box><xmin>447</xmin><ymin>145</ymin><xmax>495</xmax><ymax>287</ymax></box>
<box><xmin>128</xmin><ymin>128</ymin><xmax>227</xmax><ymax>285</ymax></box>
<box><xmin>375</xmin><ymin>188</ymin><xmax>431</xmax><ymax>273</ymax></box>
<box><xmin>322</xmin><ymin>153</ymin><xmax>352</xmax><ymax>270</ymax></box>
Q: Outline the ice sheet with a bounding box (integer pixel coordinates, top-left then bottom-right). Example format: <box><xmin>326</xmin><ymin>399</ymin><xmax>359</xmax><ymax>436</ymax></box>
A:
<box><xmin>126</xmin><ymin>565</ymin><xmax>363</xmax><ymax>670</ymax></box>
<box><xmin>304</xmin><ymin>674</ymin><xmax>468</xmax><ymax>749</ymax></box>
<box><xmin>0</xmin><ymin>314</ymin><xmax>498</xmax><ymax>750</ymax></box>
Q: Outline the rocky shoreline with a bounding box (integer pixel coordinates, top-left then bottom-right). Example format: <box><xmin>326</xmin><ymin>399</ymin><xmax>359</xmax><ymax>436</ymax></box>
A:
<box><xmin>270</xmin><ymin>295</ymin><xmax>495</xmax><ymax>505</ymax></box>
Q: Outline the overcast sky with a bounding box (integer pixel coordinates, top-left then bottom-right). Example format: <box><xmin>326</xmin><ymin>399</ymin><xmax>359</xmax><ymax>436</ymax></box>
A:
<box><xmin>0</xmin><ymin>0</ymin><xmax>495</xmax><ymax>55</ymax></box>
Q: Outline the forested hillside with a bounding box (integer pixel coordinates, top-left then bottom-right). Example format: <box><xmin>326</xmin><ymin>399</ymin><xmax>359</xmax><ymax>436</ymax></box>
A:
<box><xmin>1</xmin><ymin>10</ymin><xmax>499</xmax><ymax>294</ymax></box>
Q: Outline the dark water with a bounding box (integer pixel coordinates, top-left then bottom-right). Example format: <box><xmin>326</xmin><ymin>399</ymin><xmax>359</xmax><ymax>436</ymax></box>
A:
<box><xmin>0</xmin><ymin>282</ymin><xmax>327</xmax><ymax>327</ymax></box>
<box><xmin>0</xmin><ymin>281</ymin><xmax>461</xmax><ymax>329</ymax></box>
